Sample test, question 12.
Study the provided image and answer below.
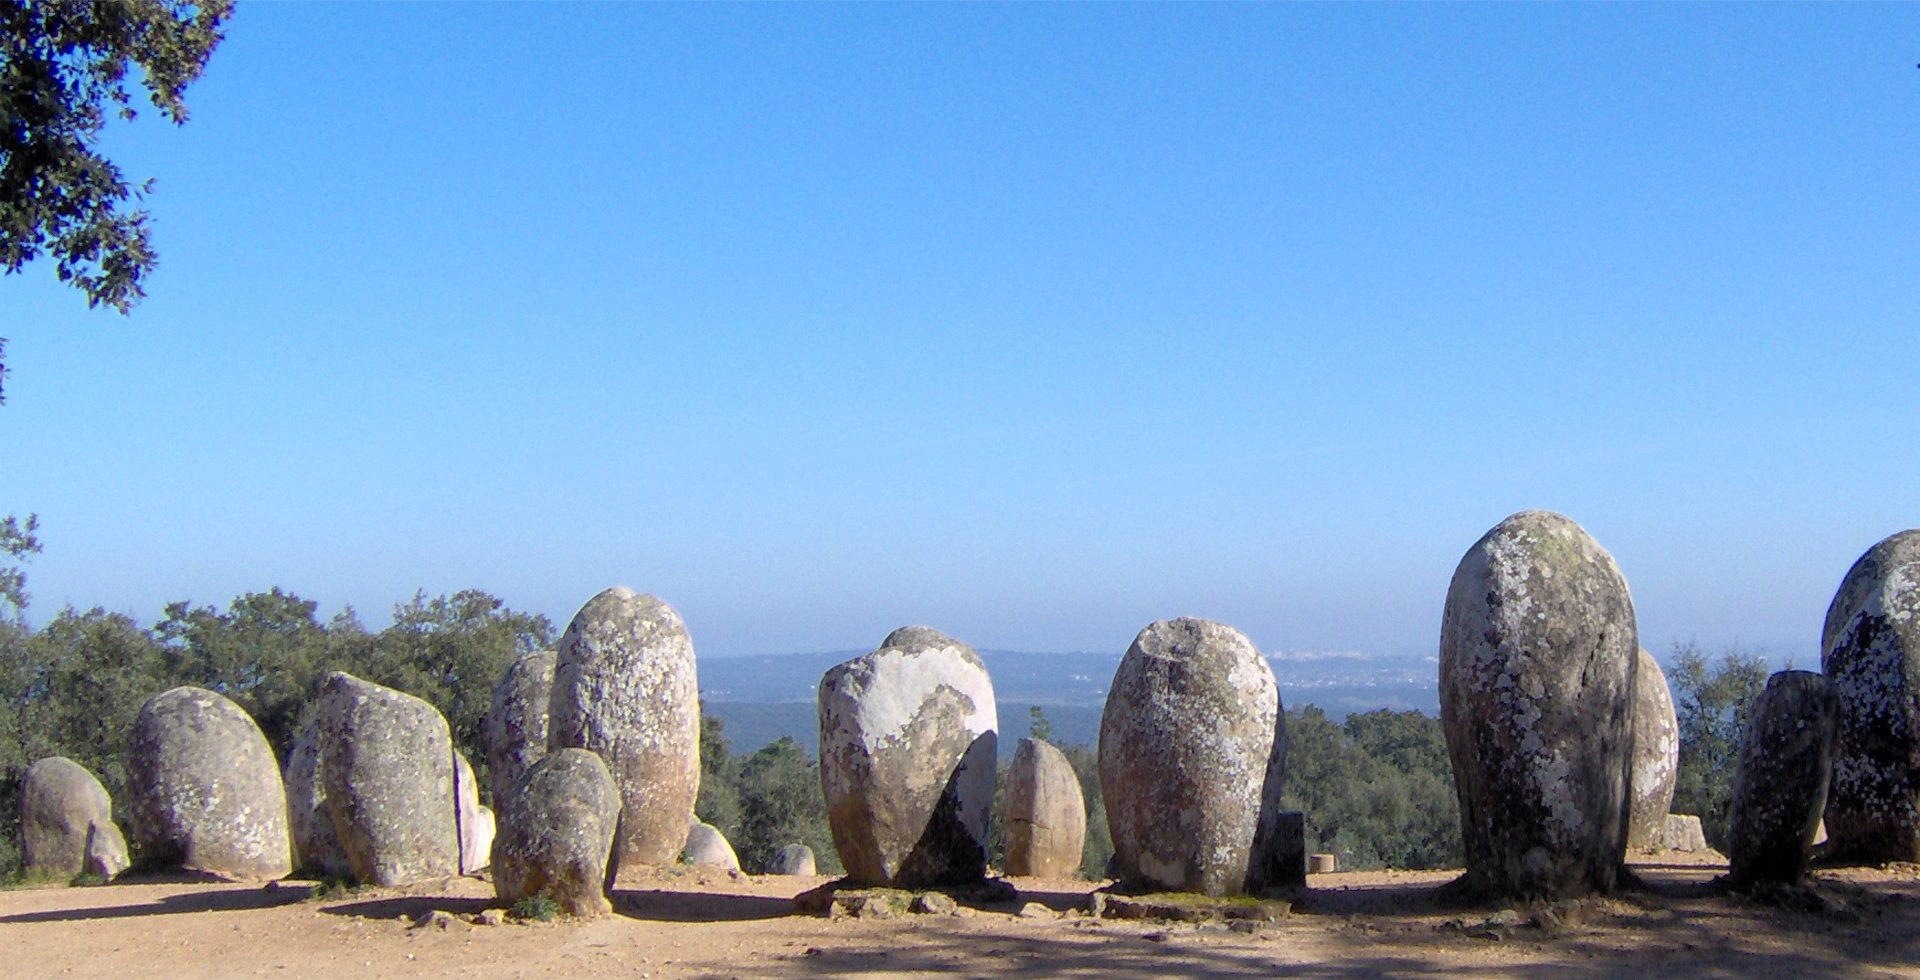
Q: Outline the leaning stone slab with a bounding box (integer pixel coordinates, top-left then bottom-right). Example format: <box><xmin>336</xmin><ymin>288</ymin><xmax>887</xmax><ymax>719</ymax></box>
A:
<box><xmin>127</xmin><ymin>686</ymin><xmax>292</xmax><ymax>879</ymax></box>
<box><xmin>1728</xmin><ymin>671</ymin><xmax>1840</xmax><ymax>890</ymax></box>
<box><xmin>1004</xmin><ymin>738</ymin><xmax>1086</xmax><ymax>878</ymax></box>
<box><xmin>1628</xmin><ymin>649</ymin><xmax>1680</xmax><ymax>849</ymax></box>
<box><xmin>1439</xmin><ymin>511</ymin><xmax>1636</xmax><ymax>901</ymax></box>
<box><xmin>317</xmin><ymin>672</ymin><xmax>459</xmax><ymax>886</ymax></box>
<box><xmin>21</xmin><ymin>757</ymin><xmax>128</xmax><ymax>880</ymax></box>
<box><xmin>1099</xmin><ymin>618</ymin><xmax>1291</xmax><ymax>896</ymax></box>
<box><xmin>486</xmin><ymin>650</ymin><xmax>555</xmax><ymax>813</ymax></box>
<box><xmin>1822</xmin><ymin>529</ymin><xmax>1920</xmax><ymax>863</ymax></box>
<box><xmin>548</xmin><ymin>588</ymin><xmax>701</xmax><ymax>868</ymax></box>
<box><xmin>493</xmin><ymin>748</ymin><xmax>621</xmax><ymax>918</ymax></box>
<box><xmin>819</xmin><ymin>625</ymin><xmax>999</xmax><ymax>887</ymax></box>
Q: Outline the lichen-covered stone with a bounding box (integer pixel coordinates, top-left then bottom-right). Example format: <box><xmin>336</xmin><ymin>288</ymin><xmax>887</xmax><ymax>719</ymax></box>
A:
<box><xmin>683</xmin><ymin>819</ymin><xmax>740</xmax><ymax>871</ymax></box>
<box><xmin>1098</xmin><ymin>618</ymin><xmax>1290</xmax><ymax>896</ymax></box>
<box><xmin>283</xmin><ymin>711</ymin><xmax>350</xmax><ymax>878</ymax></box>
<box><xmin>126</xmin><ymin>686</ymin><xmax>291</xmax><ymax>880</ymax></box>
<box><xmin>1727</xmin><ymin>671</ymin><xmax>1840</xmax><ymax>890</ymax></box>
<box><xmin>548</xmin><ymin>588</ymin><xmax>700</xmax><ymax>867</ymax></box>
<box><xmin>1821</xmin><ymin>529</ymin><xmax>1920</xmax><ymax>863</ymax></box>
<box><xmin>818</xmin><ymin>625</ymin><xmax>999</xmax><ymax>887</ymax></box>
<box><xmin>1438</xmin><ymin>511</ymin><xmax>1636</xmax><ymax>901</ymax></box>
<box><xmin>1628</xmin><ymin>649</ymin><xmax>1680</xmax><ymax>848</ymax></box>
<box><xmin>21</xmin><ymin>757</ymin><xmax>128</xmax><ymax>880</ymax></box>
<box><xmin>1004</xmin><ymin>737</ymin><xmax>1086</xmax><ymax>878</ymax></box>
<box><xmin>770</xmin><ymin>843</ymin><xmax>816</xmax><ymax>875</ymax></box>
<box><xmin>1663</xmin><ymin>814</ymin><xmax>1708</xmax><ymax>852</ymax></box>
<box><xmin>486</xmin><ymin>650</ymin><xmax>555</xmax><ymax>812</ymax></box>
<box><xmin>316</xmin><ymin>672</ymin><xmax>459</xmax><ymax>886</ymax></box>
<box><xmin>454</xmin><ymin>750</ymin><xmax>493</xmax><ymax>875</ymax></box>
<box><xmin>493</xmin><ymin>748</ymin><xmax>621</xmax><ymax>918</ymax></box>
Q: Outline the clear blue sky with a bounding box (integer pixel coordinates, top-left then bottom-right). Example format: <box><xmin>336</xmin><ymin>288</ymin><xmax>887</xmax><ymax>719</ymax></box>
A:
<box><xmin>3</xmin><ymin>4</ymin><xmax>1916</xmax><ymax>663</ymax></box>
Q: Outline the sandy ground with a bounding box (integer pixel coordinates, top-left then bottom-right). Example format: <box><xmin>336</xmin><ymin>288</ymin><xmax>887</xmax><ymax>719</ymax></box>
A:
<box><xmin>2</xmin><ymin>851</ymin><xmax>1916</xmax><ymax>979</ymax></box>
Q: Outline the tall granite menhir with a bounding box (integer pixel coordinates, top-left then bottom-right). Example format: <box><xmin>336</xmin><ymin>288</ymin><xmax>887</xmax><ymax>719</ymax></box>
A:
<box><xmin>1727</xmin><ymin>670</ymin><xmax>1840</xmax><ymax>890</ymax></box>
<box><xmin>818</xmin><ymin>626</ymin><xmax>999</xmax><ymax>887</ymax></box>
<box><xmin>548</xmin><ymin>588</ymin><xmax>701</xmax><ymax>868</ymax></box>
<box><xmin>1628</xmin><ymin>649</ymin><xmax>1680</xmax><ymax>849</ymax></box>
<box><xmin>316</xmin><ymin>672</ymin><xmax>461</xmax><ymax>886</ymax></box>
<box><xmin>126</xmin><ymin>686</ymin><xmax>291</xmax><ymax>880</ymax></box>
<box><xmin>1822</xmin><ymin>529</ymin><xmax>1920</xmax><ymax>863</ymax></box>
<box><xmin>1099</xmin><ymin>618</ymin><xmax>1291</xmax><ymax>896</ymax></box>
<box><xmin>1439</xmin><ymin>511</ymin><xmax>1637</xmax><ymax>900</ymax></box>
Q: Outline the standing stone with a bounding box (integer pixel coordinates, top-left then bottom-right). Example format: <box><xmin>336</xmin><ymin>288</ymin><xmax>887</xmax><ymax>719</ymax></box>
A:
<box><xmin>683</xmin><ymin>820</ymin><xmax>741</xmax><ymax>871</ymax></box>
<box><xmin>1004</xmin><ymin>737</ymin><xmax>1086</xmax><ymax>878</ymax></box>
<box><xmin>486</xmin><ymin>650</ymin><xmax>555</xmax><ymax>812</ymax></box>
<box><xmin>1099</xmin><ymin>618</ymin><xmax>1290</xmax><ymax>896</ymax></box>
<box><xmin>770</xmin><ymin>843</ymin><xmax>817</xmax><ymax>875</ymax></box>
<box><xmin>1663</xmin><ymin>814</ymin><xmax>1708</xmax><ymax>853</ymax></box>
<box><xmin>1628</xmin><ymin>649</ymin><xmax>1681</xmax><ymax>849</ymax></box>
<box><xmin>1727</xmin><ymin>671</ymin><xmax>1840</xmax><ymax>890</ymax></box>
<box><xmin>21</xmin><ymin>757</ymin><xmax>128</xmax><ymax>880</ymax></box>
<box><xmin>1822</xmin><ymin>529</ymin><xmax>1920</xmax><ymax>863</ymax></box>
<box><xmin>126</xmin><ymin>686</ymin><xmax>292</xmax><ymax>880</ymax></box>
<box><xmin>284</xmin><ymin>712</ymin><xmax>351</xmax><ymax>878</ymax></box>
<box><xmin>1438</xmin><ymin>511</ymin><xmax>1637</xmax><ymax>901</ymax></box>
<box><xmin>317</xmin><ymin>672</ymin><xmax>459</xmax><ymax>886</ymax></box>
<box><xmin>493</xmin><ymin>748</ymin><xmax>621</xmax><ymax>918</ymax></box>
<box><xmin>548</xmin><ymin>588</ymin><xmax>700</xmax><ymax>868</ymax></box>
<box><xmin>818</xmin><ymin>626</ymin><xmax>999</xmax><ymax>887</ymax></box>
<box><xmin>454</xmin><ymin>750</ymin><xmax>494</xmax><ymax>875</ymax></box>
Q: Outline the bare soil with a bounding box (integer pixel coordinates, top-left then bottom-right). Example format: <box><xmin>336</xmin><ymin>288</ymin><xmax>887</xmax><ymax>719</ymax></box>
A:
<box><xmin>2</xmin><ymin>850</ymin><xmax>1916</xmax><ymax>978</ymax></box>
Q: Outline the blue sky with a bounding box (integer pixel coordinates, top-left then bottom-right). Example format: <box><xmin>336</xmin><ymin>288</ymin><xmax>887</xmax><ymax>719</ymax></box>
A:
<box><xmin>3</xmin><ymin>4</ymin><xmax>1916</xmax><ymax>663</ymax></box>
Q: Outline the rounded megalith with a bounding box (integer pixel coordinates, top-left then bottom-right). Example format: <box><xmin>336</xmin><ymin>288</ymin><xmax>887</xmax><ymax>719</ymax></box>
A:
<box><xmin>493</xmin><ymin>748</ymin><xmax>622</xmax><ymax>918</ymax></box>
<box><xmin>547</xmin><ymin>589</ymin><xmax>701</xmax><ymax>868</ymax></box>
<box><xmin>1005</xmin><ymin>737</ymin><xmax>1087</xmax><ymax>879</ymax></box>
<box><xmin>1727</xmin><ymin>671</ymin><xmax>1840</xmax><ymax>890</ymax></box>
<box><xmin>1821</xmin><ymin>529</ymin><xmax>1920</xmax><ymax>863</ymax></box>
<box><xmin>1628</xmin><ymin>649</ymin><xmax>1680</xmax><ymax>849</ymax></box>
<box><xmin>1098</xmin><ymin>618</ymin><xmax>1289</xmax><ymax>896</ymax></box>
<box><xmin>770</xmin><ymin>843</ymin><xmax>816</xmax><ymax>876</ymax></box>
<box><xmin>818</xmin><ymin>625</ymin><xmax>999</xmax><ymax>887</ymax></box>
<box><xmin>21</xmin><ymin>756</ymin><xmax>128</xmax><ymax>880</ymax></box>
<box><xmin>316</xmin><ymin>672</ymin><xmax>460</xmax><ymax>886</ymax></box>
<box><xmin>127</xmin><ymin>686</ymin><xmax>292</xmax><ymax>880</ymax></box>
<box><xmin>1438</xmin><ymin>511</ymin><xmax>1637</xmax><ymax>901</ymax></box>
<box><xmin>683</xmin><ymin>820</ymin><xmax>740</xmax><ymax>871</ymax></box>
<box><xmin>486</xmin><ymin>650</ymin><xmax>555</xmax><ymax>812</ymax></box>
<box><xmin>283</xmin><ymin>712</ymin><xmax>350</xmax><ymax>878</ymax></box>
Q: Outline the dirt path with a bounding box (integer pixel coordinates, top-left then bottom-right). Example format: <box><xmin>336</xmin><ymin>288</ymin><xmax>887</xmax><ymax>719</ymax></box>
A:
<box><xmin>1</xmin><ymin>854</ymin><xmax>1915</xmax><ymax>978</ymax></box>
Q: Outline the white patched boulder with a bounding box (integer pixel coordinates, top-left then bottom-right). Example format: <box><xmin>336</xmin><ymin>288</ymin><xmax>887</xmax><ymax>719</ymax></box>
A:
<box><xmin>1628</xmin><ymin>649</ymin><xmax>1680</xmax><ymax>849</ymax></box>
<box><xmin>818</xmin><ymin>626</ymin><xmax>998</xmax><ymax>887</ymax></box>
<box><xmin>1099</xmin><ymin>618</ymin><xmax>1290</xmax><ymax>896</ymax></box>
<box><xmin>1439</xmin><ymin>511</ymin><xmax>1637</xmax><ymax>901</ymax></box>
<box><xmin>316</xmin><ymin>672</ymin><xmax>460</xmax><ymax>886</ymax></box>
<box><xmin>548</xmin><ymin>588</ymin><xmax>701</xmax><ymax>868</ymax></box>
<box><xmin>1004</xmin><ymin>737</ymin><xmax>1086</xmax><ymax>879</ymax></box>
<box><xmin>454</xmin><ymin>749</ymin><xmax>494</xmax><ymax>875</ymax></box>
<box><xmin>21</xmin><ymin>756</ymin><xmax>129</xmax><ymax>880</ymax></box>
<box><xmin>127</xmin><ymin>686</ymin><xmax>292</xmax><ymax>880</ymax></box>
<box><xmin>1822</xmin><ymin>529</ymin><xmax>1920</xmax><ymax>863</ymax></box>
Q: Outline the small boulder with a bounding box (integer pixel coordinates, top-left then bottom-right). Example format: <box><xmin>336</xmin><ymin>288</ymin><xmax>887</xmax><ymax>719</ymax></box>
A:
<box><xmin>1004</xmin><ymin>737</ymin><xmax>1086</xmax><ymax>878</ymax></box>
<box><xmin>548</xmin><ymin>588</ymin><xmax>701</xmax><ymax>867</ymax></box>
<box><xmin>20</xmin><ymin>757</ymin><xmax>128</xmax><ymax>880</ymax></box>
<box><xmin>284</xmin><ymin>712</ymin><xmax>351</xmax><ymax>878</ymax></box>
<box><xmin>818</xmin><ymin>626</ymin><xmax>999</xmax><ymax>887</ymax></box>
<box><xmin>126</xmin><ymin>686</ymin><xmax>291</xmax><ymax>879</ymax></box>
<box><xmin>1099</xmin><ymin>618</ymin><xmax>1290</xmax><ymax>896</ymax></box>
<box><xmin>317</xmin><ymin>672</ymin><xmax>460</xmax><ymax>886</ymax></box>
<box><xmin>1822</xmin><ymin>529</ymin><xmax>1920</xmax><ymax>862</ymax></box>
<box><xmin>493</xmin><ymin>748</ymin><xmax>622</xmax><ymax>918</ymax></box>
<box><xmin>770</xmin><ymin>843</ymin><xmax>816</xmax><ymax>875</ymax></box>
<box><xmin>1727</xmin><ymin>671</ymin><xmax>1841</xmax><ymax>890</ymax></box>
<box><xmin>1438</xmin><ymin>511</ymin><xmax>1636</xmax><ymax>900</ymax></box>
<box><xmin>1663</xmin><ymin>814</ymin><xmax>1708</xmax><ymax>852</ymax></box>
<box><xmin>1628</xmin><ymin>649</ymin><xmax>1680</xmax><ymax>849</ymax></box>
<box><xmin>683</xmin><ymin>820</ymin><xmax>740</xmax><ymax>871</ymax></box>
<box><xmin>486</xmin><ymin>650</ymin><xmax>555</xmax><ymax>812</ymax></box>
<box><xmin>454</xmin><ymin>750</ymin><xmax>493</xmax><ymax>875</ymax></box>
